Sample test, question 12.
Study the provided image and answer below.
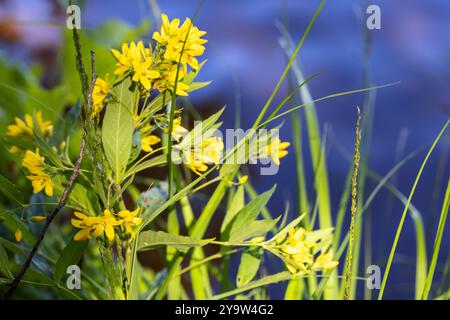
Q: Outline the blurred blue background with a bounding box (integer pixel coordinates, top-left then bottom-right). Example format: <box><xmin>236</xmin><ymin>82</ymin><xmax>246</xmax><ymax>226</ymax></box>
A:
<box><xmin>0</xmin><ymin>0</ymin><xmax>448</xmax><ymax>299</ymax></box>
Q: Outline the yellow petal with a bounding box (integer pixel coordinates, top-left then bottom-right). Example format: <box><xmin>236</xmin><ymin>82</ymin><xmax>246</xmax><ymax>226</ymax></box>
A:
<box><xmin>105</xmin><ymin>225</ymin><xmax>115</xmax><ymax>241</ymax></box>
<box><xmin>92</xmin><ymin>224</ymin><xmax>104</xmax><ymax>238</ymax></box>
<box><xmin>74</xmin><ymin>227</ymin><xmax>91</xmax><ymax>241</ymax></box>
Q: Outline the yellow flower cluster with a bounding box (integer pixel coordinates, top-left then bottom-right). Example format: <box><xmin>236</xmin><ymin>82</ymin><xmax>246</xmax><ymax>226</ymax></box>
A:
<box><xmin>267</xmin><ymin>137</ymin><xmax>290</xmax><ymax>166</ymax></box>
<box><xmin>7</xmin><ymin>111</ymin><xmax>53</xmax><ymax>140</ymax></box>
<box><xmin>139</xmin><ymin>123</ymin><xmax>161</xmax><ymax>153</ymax></box>
<box><xmin>164</xmin><ymin>117</ymin><xmax>189</xmax><ymax>142</ymax></box>
<box><xmin>22</xmin><ymin>149</ymin><xmax>54</xmax><ymax>197</ymax></box>
<box><xmin>71</xmin><ymin>208</ymin><xmax>142</xmax><ymax>241</ymax></box>
<box><xmin>111</xmin><ymin>14</ymin><xmax>206</xmax><ymax>96</ymax></box>
<box><xmin>91</xmin><ymin>75</ymin><xmax>111</xmax><ymax>118</ymax></box>
<box><xmin>185</xmin><ymin>136</ymin><xmax>224</xmax><ymax>175</ymax></box>
<box><xmin>153</xmin><ymin>14</ymin><xmax>207</xmax><ymax>71</ymax></box>
<box><xmin>277</xmin><ymin>227</ymin><xmax>338</xmax><ymax>274</ymax></box>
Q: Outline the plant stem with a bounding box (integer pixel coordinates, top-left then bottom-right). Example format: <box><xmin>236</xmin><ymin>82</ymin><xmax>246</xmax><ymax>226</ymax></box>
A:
<box><xmin>343</xmin><ymin>107</ymin><xmax>361</xmax><ymax>300</ymax></box>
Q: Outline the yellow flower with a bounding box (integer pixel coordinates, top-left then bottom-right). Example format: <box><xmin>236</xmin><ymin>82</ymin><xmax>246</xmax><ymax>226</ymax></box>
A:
<box><xmin>91</xmin><ymin>75</ymin><xmax>110</xmax><ymax>118</ymax></box>
<box><xmin>188</xmin><ymin>161</ymin><xmax>209</xmax><ymax>176</ymax></box>
<box><xmin>184</xmin><ymin>136</ymin><xmax>224</xmax><ymax>176</ymax></box>
<box><xmin>111</xmin><ymin>42</ymin><xmax>139</xmax><ymax>77</ymax></box>
<box><xmin>276</xmin><ymin>226</ymin><xmax>338</xmax><ymax>275</ymax></box>
<box><xmin>27</xmin><ymin>174</ymin><xmax>54</xmax><ymax>197</ymax></box>
<box><xmin>9</xmin><ymin>146</ymin><xmax>22</xmax><ymax>153</ymax></box>
<box><xmin>15</xmin><ymin>229</ymin><xmax>22</xmax><ymax>242</ymax></box>
<box><xmin>153</xmin><ymin>14</ymin><xmax>207</xmax><ymax>70</ymax></box>
<box><xmin>112</xmin><ymin>41</ymin><xmax>160</xmax><ymax>91</ymax></box>
<box><xmin>152</xmin><ymin>14</ymin><xmax>182</xmax><ymax>46</ymax></box>
<box><xmin>267</xmin><ymin>137</ymin><xmax>290</xmax><ymax>165</ymax></box>
<box><xmin>72</xmin><ymin>210</ymin><xmax>122</xmax><ymax>241</ymax></box>
<box><xmin>118</xmin><ymin>208</ymin><xmax>142</xmax><ymax>238</ymax></box>
<box><xmin>201</xmin><ymin>136</ymin><xmax>224</xmax><ymax>165</ymax></box>
<box><xmin>22</xmin><ymin>149</ymin><xmax>54</xmax><ymax>197</ymax></box>
<box><xmin>141</xmin><ymin>135</ymin><xmax>161</xmax><ymax>153</ymax></box>
<box><xmin>239</xmin><ymin>175</ymin><xmax>249</xmax><ymax>184</ymax></box>
<box><xmin>22</xmin><ymin>149</ymin><xmax>45</xmax><ymax>174</ymax></box>
<box><xmin>280</xmin><ymin>228</ymin><xmax>313</xmax><ymax>274</ymax></box>
<box><xmin>313</xmin><ymin>252</ymin><xmax>339</xmax><ymax>270</ymax></box>
<box><xmin>131</xmin><ymin>58</ymin><xmax>160</xmax><ymax>90</ymax></box>
<box><xmin>164</xmin><ymin>117</ymin><xmax>188</xmax><ymax>142</ymax></box>
<box><xmin>7</xmin><ymin>111</ymin><xmax>53</xmax><ymax>138</ymax></box>
<box><xmin>153</xmin><ymin>62</ymin><xmax>190</xmax><ymax>96</ymax></box>
<box><xmin>138</xmin><ymin>123</ymin><xmax>161</xmax><ymax>152</ymax></box>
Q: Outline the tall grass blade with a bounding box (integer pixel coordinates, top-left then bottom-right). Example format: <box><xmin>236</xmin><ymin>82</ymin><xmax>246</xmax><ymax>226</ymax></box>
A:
<box><xmin>421</xmin><ymin>177</ymin><xmax>450</xmax><ymax>299</ymax></box>
<box><xmin>378</xmin><ymin>119</ymin><xmax>449</xmax><ymax>299</ymax></box>
<box><xmin>367</xmin><ymin>170</ymin><xmax>427</xmax><ymax>300</ymax></box>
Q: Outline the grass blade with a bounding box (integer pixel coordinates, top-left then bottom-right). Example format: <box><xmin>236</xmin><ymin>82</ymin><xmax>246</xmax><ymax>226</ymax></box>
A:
<box><xmin>378</xmin><ymin>119</ymin><xmax>449</xmax><ymax>299</ymax></box>
<box><xmin>421</xmin><ymin>177</ymin><xmax>450</xmax><ymax>299</ymax></box>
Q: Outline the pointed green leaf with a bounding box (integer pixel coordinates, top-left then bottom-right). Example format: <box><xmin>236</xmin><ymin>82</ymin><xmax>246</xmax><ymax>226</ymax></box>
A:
<box><xmin>138</xmin><ymin>230</ymin><xmax>213</xmax><ymax>253</ymax></box>
<box><xmin>102</xmin><ymin>78</ymin><xmax>134</xmax><ymax>183</ymax></box>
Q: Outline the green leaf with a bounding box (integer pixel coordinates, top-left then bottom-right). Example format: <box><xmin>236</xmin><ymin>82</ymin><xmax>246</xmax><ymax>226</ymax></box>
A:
<box><xmin>53</xmin><ymin>175</ymin><xmax>100</xmax><ymax>215</ymax></box>
<box><xmin>212</xmin><ymin>271</ymin><xmax>293</xmax><ymax>300</ymax></box>
<box><xmin>228</xmin><ymin>185</ymin><xmax>276</xmax><ymax>241</ymax></box>
<box><xmin>102</xmin><ymin>78</ymin><xmax>134</xmax><ymax>183</ymax></box>
<box><xmin>221</xmin><ymin>184</ymin><xmax>244</xmax><ymax>234</ymax></box>
<box><xmin>229</xmin><ymin>218</ymin><xmax>279</xmax><ymax>243</ymax></box>
<box><xmin>0</xmin><ymin>242</ymin><xmax>13</xmax><ymax>279</ymax></box>
<box><xmin>188</xmin><ymin>81</ymin><xmax>211</xmax><ymax>92</ymax></box>
<box><xmin>124</xmin><ymin>154</ymin><xmax>166</xmax><ymax>180</ymax></box>
<box><xmin>138</xmin><ymin>230</ymin><xmax>213</xmax><ymax>253</ymax></box>
<box><xmin>54</xmin><ymin>238</ymin><xmax>88</xmax><ymax>284</ymax></box>
<box><xmin>2</xmin><ymin>214</ymin><xmax>36</xmax><ymax>245</ymax></box>
<box><xmin>236</xmin><ymin>248</ymin><xmax>262</xmax><ymax>287</ymax></box>
<box><xmin>178</xmin><ymin>107</ymin><xmax>225</xmax><ymax>149</ymax></box>
<box><xmin>0</xmin><ymin>174</ymin><xmax>24</xmax><ymax>205</ymax></box>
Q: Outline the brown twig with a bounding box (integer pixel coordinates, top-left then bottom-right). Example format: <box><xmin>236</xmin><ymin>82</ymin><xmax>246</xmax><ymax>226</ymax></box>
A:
<box><xmin>3</xmin><ymin>50</ymin><xmax>97</xmax><ymax>300</ymax></box>
<box><xmin>3</xmin><ymin>132</ymin><xmax>87</xmax><ymax>299</ymax></box>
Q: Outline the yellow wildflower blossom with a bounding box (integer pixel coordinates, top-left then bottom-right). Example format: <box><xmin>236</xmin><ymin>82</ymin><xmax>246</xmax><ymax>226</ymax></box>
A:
<box><xmin>22</xmin><ymin>149</ymin><xmax>54</xmax><ymax>196</ymax></box>
<box><xmin>72</xmin><ymin>210</ymin><xmax>122</xmax><ymax>241</ymax></box>
<box><xmin>152</xmin><ymin>14</ymin><xmax>182</xmax><ymax>46</ymax></box>
<box><xmin>27</xmin><ymin>174</ymin><xmax>54</xmax><ymax>197</ymax></box>
<box><xmin>164</xmin><ymin>117</ymin><xmax>189</xmax><ymax>142</ymax></box>
<box><xmin>7</xmin><ymin>111</ymin><xmax>53</xmax><ymax>138</ymax></box>
<box><xmin>184</xmin><ymin>136</ymin><xmax>224</xmax><ymax>175</ymax></box>
<box><xmin>91</xmin><ymin>75</ymin><xmax>110</xmax><ymax>118</ymax></box>
<box><xmin>200</xmin><ymin>136</ymin><xmax>224</xmax><ymax>165</ymax></box>
<box><xmin>154</xmin><ymin>62</ymin><xmax>190</xmax><ymax>96</ymax></box>
<box><xmin>111</xmin><ymin>41</ymin><xmax>139</xmax><ymax>77</ymax></box>
<box><xmin>313</xmin><ymin>252</ymin><xmax>339</xmax><ymax>270</ymax></box>
<box><xmin>153</xmin><ymin>14</ymin><xmax>207</xmax><ymax>70</ymax></box>
<box><xmin>267</xmin><ymin>137</ymin><xmax>290</xmax><ymax>165</ymax></box>
<box><xmin>274</xmin><ymin>226</ymin><xmax>338</xmax><ymax>275</ymax></box>
<box><xmin>132</xmin><ymin>58</ymin><xmax>160</xmax><ymax>90</ymax></box>
<box><xmin>188</xmin><ymin>161</ymin><xmax>209</xmax><ymax>176</ymax></box>
<box><xmin>138</xmin><ymin>123</ymin><xmax>161</xmax><ymax>152</ymax></box>
<box><xmin>9</xmin><ymin>146</ymin><xmax>21</xmax><ymax>154</ymax></box>
<box><xmin>141</xmin><ymin>135</ymin><xmax>161</xmax><ymax>153</ymax></box>
<box><xmin>118</xmin><ymin>208</ymin><xmax>142</xmax><ymax>238</ymax></box>
<box><xmin>112</xmin><ymin>41</ymin><xmax>160</xmax><ymax>91</ymax></box>
<box><xmin>15</xmin><ymin>229</ymin><xmax>22</xmax><ymax>242</ymax></box>
<box><xmin>239</xmin><ymin>175</ymin><xmax>249</xmax><ymax>184</ymax></box>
